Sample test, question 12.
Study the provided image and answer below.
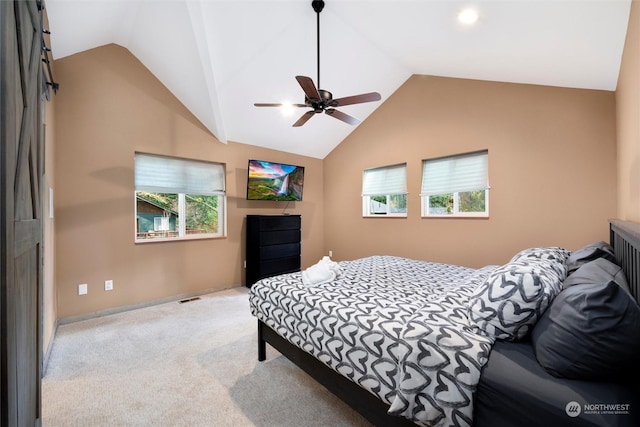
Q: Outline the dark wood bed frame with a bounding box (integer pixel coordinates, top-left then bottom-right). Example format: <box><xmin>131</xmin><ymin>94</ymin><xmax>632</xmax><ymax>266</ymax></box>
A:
<box><xmin>257</xmin><ymin>219</ymin><xmax>640</xmax><ymax>426</ymax></box>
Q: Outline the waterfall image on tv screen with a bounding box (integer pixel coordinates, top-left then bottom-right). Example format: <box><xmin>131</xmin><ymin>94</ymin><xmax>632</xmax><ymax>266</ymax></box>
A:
<box><xmin>247</xmin><ymin>160</ymin><xmax>305</xmax><ymax>201</ymax></box>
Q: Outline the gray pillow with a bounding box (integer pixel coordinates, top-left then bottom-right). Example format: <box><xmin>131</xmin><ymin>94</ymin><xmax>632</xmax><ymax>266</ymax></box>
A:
<box><xmin>531</xmin><ymin>263</ymin><xmax>640</xmax><ymax>380</ymax></box>
<box><xmin>566</xmin><ymin>241</ymin><xmax>616</xmax><ymax>275</ymax></box>
<box><xmin>563</xmin><ymin>257</ymin><xmax>629</xmax><ymax>292</ymax></box>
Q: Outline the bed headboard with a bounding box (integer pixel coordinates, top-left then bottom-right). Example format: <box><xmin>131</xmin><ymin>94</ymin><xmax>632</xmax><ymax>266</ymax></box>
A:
<box><xmin>610</xmin><ymin>219</ymin><xmax>640</xmax><ymax>303</ymax></box>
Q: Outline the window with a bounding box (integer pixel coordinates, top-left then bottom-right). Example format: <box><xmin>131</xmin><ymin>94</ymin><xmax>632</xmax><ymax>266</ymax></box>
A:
<box><xmin>421</xmin><ymin>150</ymin><xmax>489</xmax><ymax>217</ymax></box>
<box><xmin>362</xmin><ymin>163</ymin><xmax>407</xmax><ymax>217</ymax></box>
<box><xmin>135</xmin><ymin>153</ymin><xmax>226</xmax><ymax>241</ymax></box>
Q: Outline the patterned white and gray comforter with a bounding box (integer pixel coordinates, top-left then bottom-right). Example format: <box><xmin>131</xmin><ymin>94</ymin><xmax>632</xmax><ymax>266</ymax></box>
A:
<box><xmin>249</xmin><ymin>255</ymin><xmax>498</xmax><ymax>426</ymax></box>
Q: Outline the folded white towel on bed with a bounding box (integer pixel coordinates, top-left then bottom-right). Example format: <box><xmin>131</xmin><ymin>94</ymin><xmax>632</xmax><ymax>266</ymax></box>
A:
<box><xmin>302</xmin><ymin>256</ymin><xmax>340</xmax><ymax>286</ymax></box>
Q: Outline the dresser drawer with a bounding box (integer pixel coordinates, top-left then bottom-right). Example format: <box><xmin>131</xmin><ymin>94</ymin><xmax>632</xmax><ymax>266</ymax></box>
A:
<box><xmin>260</xmin><ymin>242</ymin><xmax>300</xmax><ymax>260</ymax></box>
<box><xmin>260</xmin><ymin>229</ymin><xmax>301</xmax><ymax>246</ymax></box>
<box><xmin>258</xmin><ymin>256</ymin><xmax>301</xmax><ymax>279</ymax></box>
<box><xmin>253</xmin><ymin>215</ymin><xmax>301</xmax><ymax>231</ymax></box>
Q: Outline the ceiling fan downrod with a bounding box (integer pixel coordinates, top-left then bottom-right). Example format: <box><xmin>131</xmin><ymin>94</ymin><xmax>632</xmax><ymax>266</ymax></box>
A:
<box><xmin>312</xmin><ymin>0</ymin><xmax>325</xmax><ymax>90</ymax></box>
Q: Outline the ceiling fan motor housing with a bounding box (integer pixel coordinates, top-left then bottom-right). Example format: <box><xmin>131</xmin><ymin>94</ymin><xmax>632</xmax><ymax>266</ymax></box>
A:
<box><xmin>318</xmin><ymin>89</ymin><xmax>332</xmax><ymax>101</ymax></box>
<box><xmin>307</xmin><ymin>89</ymin><xmax>333</xmax><ymax>112</ymax></box>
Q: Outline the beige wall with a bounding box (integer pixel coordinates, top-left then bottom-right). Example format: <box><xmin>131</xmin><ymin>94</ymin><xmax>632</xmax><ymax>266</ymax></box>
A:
<box><xmin>616</xmin><ymin>0</ymin><xmax>640</xmax><ymax>222</ymax></box>
<box><xmin>324</xmin><ymin>75</ymin><xmax>617</xmax><ymax>268</ymax></box>
<box><xmin>53</xmin><ymin>44</ymin><xmax>324</xmax><ymax>319</ymax></box>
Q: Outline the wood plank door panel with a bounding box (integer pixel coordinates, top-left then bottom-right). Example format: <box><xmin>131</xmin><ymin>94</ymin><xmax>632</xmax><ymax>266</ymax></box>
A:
<box><xmin>1</xmin><ymin>0</ymin><xmax>44</xmax><ymax>425</ymax></box>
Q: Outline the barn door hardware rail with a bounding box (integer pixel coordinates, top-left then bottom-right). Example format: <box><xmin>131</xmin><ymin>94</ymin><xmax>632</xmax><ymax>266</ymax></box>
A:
<box><xmin>36</xmin><ymin>0</ymin><xmax>59</xmax><ymax>96</ymax></box>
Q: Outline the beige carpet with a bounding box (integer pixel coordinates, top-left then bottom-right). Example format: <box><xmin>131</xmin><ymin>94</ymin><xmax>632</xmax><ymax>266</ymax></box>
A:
<box><xmin>42</xmin><ymin>287</ymin><xmax>372</xmax><ymax>427</ymax></box>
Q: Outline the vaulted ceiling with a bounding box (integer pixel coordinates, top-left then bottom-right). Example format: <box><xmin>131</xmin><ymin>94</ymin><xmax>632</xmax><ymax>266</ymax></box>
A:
<box><xmin>45</xmin><ymin>0</ymin><xmax>631</xmax><ymax>159</ymax></box>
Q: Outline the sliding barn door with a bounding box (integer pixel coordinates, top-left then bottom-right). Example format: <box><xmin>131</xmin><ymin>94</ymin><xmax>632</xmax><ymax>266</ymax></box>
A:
<box><xmin>0</xmin><ymin>0</ymin><xmax>44</xmax><ymax>425</ymax></box>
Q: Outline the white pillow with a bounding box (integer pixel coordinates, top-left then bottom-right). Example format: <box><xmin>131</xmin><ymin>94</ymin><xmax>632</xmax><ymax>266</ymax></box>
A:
<box><xmin>468</xmin><ymin>247</ymin><xmax>569</xmax><ymax>341</ymax></box>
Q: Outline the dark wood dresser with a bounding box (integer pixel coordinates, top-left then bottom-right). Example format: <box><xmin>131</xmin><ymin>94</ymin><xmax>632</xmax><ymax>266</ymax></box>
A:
<box><xmin>245</xmin><ymin>215</ymin><xmax>301</xmax><ymax>287</ymax></box>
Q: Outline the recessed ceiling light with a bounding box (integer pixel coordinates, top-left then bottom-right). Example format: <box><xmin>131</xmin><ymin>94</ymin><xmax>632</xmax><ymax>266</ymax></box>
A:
<box><xmin>458</xmin><ymin>8</ymin><xmax>479</xmax><ymax>25</ymax></box>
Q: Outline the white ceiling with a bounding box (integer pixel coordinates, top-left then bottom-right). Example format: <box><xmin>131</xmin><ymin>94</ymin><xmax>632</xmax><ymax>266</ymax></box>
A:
<box><xmin>45</xmin><ymin>0</ymin><xmax>631</xmax><ymax>159</ymax></box>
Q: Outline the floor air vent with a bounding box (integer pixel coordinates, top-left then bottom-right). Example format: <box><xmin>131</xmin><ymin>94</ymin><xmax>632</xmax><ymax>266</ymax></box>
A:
<box><xmin>179</xmin><ymin>297</ymin><xmax>201</xmax><ymax>304</ymax></box>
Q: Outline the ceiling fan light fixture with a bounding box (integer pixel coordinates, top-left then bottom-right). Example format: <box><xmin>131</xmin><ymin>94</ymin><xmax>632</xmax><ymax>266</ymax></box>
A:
<box><xmin>280</xmin><ymin>102</ymin><xmax>296</xmax><ymax>116</ymax></box>
<box><xmin>458</xmin><ymin>8</ymin><xmax>479</xmax><ymax>25</ymax></box>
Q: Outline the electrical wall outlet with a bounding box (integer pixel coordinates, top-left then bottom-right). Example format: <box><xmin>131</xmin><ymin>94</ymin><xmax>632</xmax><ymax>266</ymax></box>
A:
<box><xmin>78</xmin><ymin>284</ymin><xmax>88</xmax><ymax>295</ymax></box>
<box><xmin>329</xmin><ymin>250</ymin><xmax>333</xmax><ymax>257</ymax></box>
<box><xmin>104</xmin><ymin>279</ymin><xmax>113</xmax><ymax>291</ymax></box>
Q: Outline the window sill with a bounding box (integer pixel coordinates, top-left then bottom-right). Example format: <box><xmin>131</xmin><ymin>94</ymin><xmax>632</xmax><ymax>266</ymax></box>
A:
<box><xmin>363</xmin><ymin>214</ymin><xmax>407</xmax><ymax>218</ymax></box>
<box><xmin>135</xmin><ymin>234</ymin><xmax>226</xmax><ymax>244</ymax></box>
<box><xmin>421</xmin><ymin>215</ymin><xmax>489</xmax><ymax>219</ymax></box>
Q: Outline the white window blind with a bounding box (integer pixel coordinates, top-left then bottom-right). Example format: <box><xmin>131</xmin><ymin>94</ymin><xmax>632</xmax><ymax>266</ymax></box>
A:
<box><xmin>421</xmin><ymin>151</ymin><xmax>488</xmax><ymax>196</ymax></box>
<box><xmin>135</xmin><ymin>153</ymin><xmax>225</xmax><ymax>195</ymax></box>
<box><xmin>362</xmin><ymin>163</ymin><xmax>407</xmax><ymax>196</ymax></box>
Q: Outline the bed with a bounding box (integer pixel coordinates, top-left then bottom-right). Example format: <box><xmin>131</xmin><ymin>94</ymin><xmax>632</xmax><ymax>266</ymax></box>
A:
<box><xmin>249</xmin><ymin>219</ymin><xmax>640</xmax><ymax>426</ymax></box>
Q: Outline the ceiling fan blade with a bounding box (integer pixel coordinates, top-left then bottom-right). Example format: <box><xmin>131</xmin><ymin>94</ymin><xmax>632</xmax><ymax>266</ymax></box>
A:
<box><xmin>254</xmin><ymin>103</ymin><xmax>308</xmax><ymax>108</ymax></box>
<box><xmin>254</xmin><ymin>103</ymin><xmax>284</xmax><ymax>107</ymax></box>
<box><xmin>325</xmin><ymin>108</ymin><xmax>360</xmax><ymax>125</ymax></box>
<box><xmin>293</xmin><ymin>111</ymin><xmax>316</xmax><ymax>127</ymax></box>
<box><xmin>295</xmin><ymin>76</ymin><xmax>321</xmax><ymax>101</ymax></box>
<box><xmin>330</xmin><ymin>92</ymin><xmax>382</xmax><ymax>107</ymax></box>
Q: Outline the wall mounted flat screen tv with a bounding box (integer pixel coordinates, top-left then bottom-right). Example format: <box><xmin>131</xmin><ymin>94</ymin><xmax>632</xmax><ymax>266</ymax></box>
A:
<box><xmin>247</xmin><ymin>159</ymin><xmax>305</xmax><ymax>201</ymax></box>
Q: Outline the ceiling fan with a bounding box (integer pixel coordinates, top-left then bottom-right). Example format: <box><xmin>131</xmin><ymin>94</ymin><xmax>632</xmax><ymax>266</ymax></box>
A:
<box><xmin>254</xmin><ymin>0</ymin><xmax>381</xmax><ymax>127</ymax></box>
